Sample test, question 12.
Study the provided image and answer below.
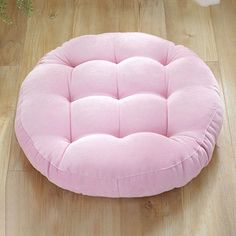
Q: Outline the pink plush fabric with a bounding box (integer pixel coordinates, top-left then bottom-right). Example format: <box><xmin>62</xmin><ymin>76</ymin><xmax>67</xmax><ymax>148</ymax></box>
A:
<box><xmin>15</xmin><ymin>33</ymin><xmax>223</xmax><ymax>197</ymax></box>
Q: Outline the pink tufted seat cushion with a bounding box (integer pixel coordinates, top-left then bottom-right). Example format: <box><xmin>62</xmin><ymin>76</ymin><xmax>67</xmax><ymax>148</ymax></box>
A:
<box><xmin>15</xmin><ymin>33</ymin><xmax>223</xmax><ymax>197</ymax></box>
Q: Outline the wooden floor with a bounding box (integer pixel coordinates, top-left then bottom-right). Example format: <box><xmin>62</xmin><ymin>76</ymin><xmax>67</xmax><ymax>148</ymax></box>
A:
<box><xmin>1</xmin><ymin>0</ymin><xmax>236</xmax><ymax>235</ymax></box>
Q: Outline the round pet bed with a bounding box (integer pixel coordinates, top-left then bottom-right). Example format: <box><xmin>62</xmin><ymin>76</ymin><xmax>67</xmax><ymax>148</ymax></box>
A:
<box><xmin>15</xmin><ymin>33</ymin><xmax>223</xmax><ymax>197</ymax></box>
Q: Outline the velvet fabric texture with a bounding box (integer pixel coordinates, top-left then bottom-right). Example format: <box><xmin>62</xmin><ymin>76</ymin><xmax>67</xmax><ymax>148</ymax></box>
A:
<box><xmin>15</xmin><ymin>33</ymin><xmax>223</xmax><ymax>197</ymax></box>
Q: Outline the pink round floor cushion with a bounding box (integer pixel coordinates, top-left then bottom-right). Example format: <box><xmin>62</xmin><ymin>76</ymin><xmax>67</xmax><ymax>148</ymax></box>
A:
<box><xmin>15</xmin><ymin>33</ymin><xmax>223</xmax><ymax>197</ymax></box>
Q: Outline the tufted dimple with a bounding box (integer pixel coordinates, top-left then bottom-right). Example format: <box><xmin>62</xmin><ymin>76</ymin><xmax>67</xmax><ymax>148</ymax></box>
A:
<box><xmin>15</xmin><ymin>32</ymin><xmax>223</xmax><ymax>198</ymax></box>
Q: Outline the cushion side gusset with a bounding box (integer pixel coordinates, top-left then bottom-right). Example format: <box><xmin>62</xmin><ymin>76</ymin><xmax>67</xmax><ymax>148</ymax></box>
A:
<box><xmin>201</xmin><ymin>106</ymin><xmax>223</xmax><ymax>166</ymax></box>
<box><xmin>117</xmin><ymin>107</ymin><xmax>223</xmax><ymax>197</ymax></box>
<box><xmin>15</xmin><ymin>112</ymin><xmax>120</xmax><ymax>197</ymax></box>
<box><xmin>15</xmin><ymin>98</ymin><xmax>223</xmax><ymax>197</ymax></box>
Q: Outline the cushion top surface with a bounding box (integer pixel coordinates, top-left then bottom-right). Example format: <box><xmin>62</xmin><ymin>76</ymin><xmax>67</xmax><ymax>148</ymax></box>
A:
<box><xmin>15</xmin><ymin>32</ymin><xmax>223</xmax><ymax>197</ymax></box>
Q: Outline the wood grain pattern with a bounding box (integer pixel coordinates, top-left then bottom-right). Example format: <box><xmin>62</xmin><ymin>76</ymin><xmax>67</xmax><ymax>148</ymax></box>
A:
<box><xmin>0</xmin><ymin>0</ymin><xmax>236</xmax><ymax>235</ymax></box>
<box><xmin>0</xmin><ymin>0</ymin><xmax>27</xmax><ymax>66</ymax></box>
<box><xmin>164</xmin><ymin>0</ymin><xmax>217</xmax><ymax>61</ymax></box>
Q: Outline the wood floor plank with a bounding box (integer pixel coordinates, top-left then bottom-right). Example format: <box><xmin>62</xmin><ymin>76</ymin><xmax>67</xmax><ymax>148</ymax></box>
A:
<box><xmin>0</xmin><ymin>117</ymin><xmax>12</xmax><ymax>236</ymax></box>
<box><xmin>0</xmin><ymin>66</ymin><xmax>19</xmax><ymax>236</ymax></box>
<box><xmin>211</xmin><ymin>0</ymin><xmax>236</xmax><ymax>149</ymax></box>
<box><xmin>118</xmin><ymin>0</ymin><xmax>139</xmax><ymax>32</ymax></box>
<box><xmin>72</xmin><ymin>0</ymin><xmax>120</xmax><ymax>36</ymax></box>
<box><xmin>0</xmin><ymin>0</ymin><xmax>27</xmax><ymax>66</ymax></box>
<box><xmin>0</xmin><ymin>66</ymin><xmax>19</xmax><ymax>116</ymax></box>
<box><xmin>164</xmin><ymin>0</ymin><xmax>218</xmax><ymax>61</ymax></box>
<box><xmin>139</xmin><ymin>0</ymin><xmax>166</xmax><ymax>38</ymax></box>
<box><xmin>138</xmin><ymin>189</ymin><xmax>183</xmax><ymax>236</ymax></box>
<box><xmin>6</xmin><ymin>171</ymin><xmax>122</xmax><ymax>236</ymax></box>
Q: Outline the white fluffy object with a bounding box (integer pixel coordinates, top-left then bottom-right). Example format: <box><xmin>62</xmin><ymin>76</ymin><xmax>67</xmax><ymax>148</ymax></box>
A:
<box><xmin>194</xmin><ymin>0</ymin><xmax>220</xmax><ymax>7</ymax></box>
